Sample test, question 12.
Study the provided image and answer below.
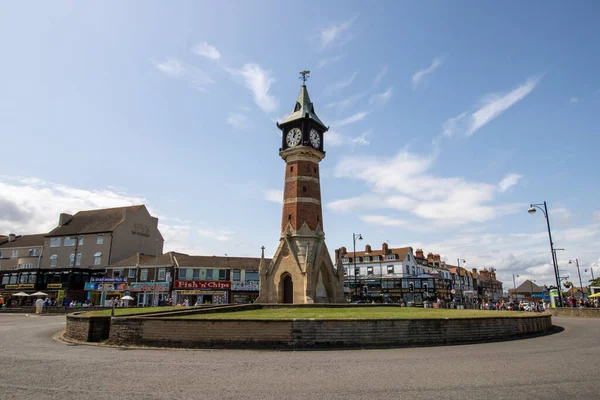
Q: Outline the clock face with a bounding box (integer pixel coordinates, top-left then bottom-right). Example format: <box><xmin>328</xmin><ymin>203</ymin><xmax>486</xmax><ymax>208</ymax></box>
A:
<box><xmin>309</xmin><ymin>129</ymin><xmax>321</xmax><ymax>148</ymax></box>
<box><xmin>286</xmin><ymin>128</ymin><xmax>302</xmax><ymax>147</ymax></box>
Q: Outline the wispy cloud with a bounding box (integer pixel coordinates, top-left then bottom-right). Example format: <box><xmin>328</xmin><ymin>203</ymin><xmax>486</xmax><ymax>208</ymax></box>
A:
<box><xmin>226</xmin><ymin>112</ymin><xmax>249</xmax><ymax>129</ymax></box>
<box><xmin>498</xmin><ymin>173</ymin><xmax>522</xmax><ymax>193</ymax></box>
<box><xmin>370</xmin><ymin>87</ymin><xmax>393</xmax><ymax>105</ymax></box>
<box><xmin>197</xmin><ymin>228</ymin><xmax>233</xmax><ymax>242</ymax></box>
<box><xmin>593</xmin><ymin>211</ymin><xmax>600</xmax><ymax>222</ymax></box>
<box><xmin>443</xmin><ymin>76</ymin><xmax>539</xmax><ymax>137</ymax></box>
<box><xmin>569</xmin><ymin>97</ymin><xmax>579</xmax><ymax>104</ymax></box>
<box><xmin>332</xmin><ymin>111</ymin><xmax>370</xmax><ymax>127</ymax></box>
<box><xmin>412</xmin><ymin>57</ymin><xmax>444</xmax><ymax>88</ymax></box>
<box><xmin>233</xmin><ymin>64</ymin><xmax>278</xmax><ymax>113</ymax></box>
<box><xmin>263</xmin><ymin>189</ymin><xmax>283</xmax><ymax>204</ymax></box>
<box><xmin>154</xmin><ymin>58</ymin><xmax>214</xmax><ymax>92</ymax></box>
<box><xmin>192</xmin><ymin>42</ymin><xmax>221</xmax><ymax>60</ymax></box>
<box><xmin>326</xmin><ymin>93</ymin><xmax>364</xmax><ymax>110</ymax></box>
<box><xmin>373</xmin><ymin>66</ymin><xmax>388</xmax><ymax>87</ymax></box>
<box><xmin>318</xmin><ymin>54</ymin><xmax>344</xmax><ymax>69</ymax></box>
<box><xmin>360</xmin><ymin>215</ymin><xmax>408</xmax><ymax>227</ymax></box>
<box><xmin>320</xmin><ymin>17</ymin><xmax>357</xmax><ymax>47</ymax></box>
<box><xmin>327</xmin><ymin>130</ymin><xmax>371</xmax><ymax>147</ymax></box>
<box><xmin>324</xmin><ymin>72</ymin><xmax>357</xmax><ymax>95</ymax></box>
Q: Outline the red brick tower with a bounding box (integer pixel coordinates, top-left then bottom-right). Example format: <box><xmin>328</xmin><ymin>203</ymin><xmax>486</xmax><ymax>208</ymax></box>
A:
<box><xmin>257</xmin><ymin>73</ymin><xmax>345</xmax><ymax>304</ymax></box>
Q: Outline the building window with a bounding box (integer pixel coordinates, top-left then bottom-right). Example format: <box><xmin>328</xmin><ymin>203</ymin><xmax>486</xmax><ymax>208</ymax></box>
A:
<box><xmin>406</xmin><ymin>254</ymin><xmax>411</xmax><ymax>261</ymax></box>
<box><xmin>387</xmin><ymin>265</ymin><xmax>394</xmax><ymax>274</ymax></box>
<box><xmin>245</xmin><ymin>270</ymin><xmax>259</xmax><ymax>281</ymax></box>
<box><xmin>97</xmin><ymin>234</ymin><xmax>104</xmax><ymax>245</ymax></box>
<box><xmin>158</xmin><ymin>268</ymin><xmax>166</xmax><ymax>281</ymax></box>
<box><xmin>50</xmin><ymin>254</ymin><xmax>57</xmax><ymax>267</ymax></box>
<box><xmin>29</xmin><ymin>249</ymin><xmax>39</xmax><ymax>256</ymax></box>
<box><xmin>192</xmin><ymin>269</ymin><xmax>200</xmax><ymax>281</ymax></box>
<box><xmin>411</xmin><ymin>266</ymin><xmax>416</xmax><ymax>275</ymax></box>
<box><xmin>64</xmin><ymin>237</ymin><xmax>76</xmax><ymax>246</ymax></box>
<box><xmin>354</xmin><ymin>268</ymin><xmax>360</xmax><ymax>276</ymax></box>
<box><xmin>0</xmin><ymin>251</ymin><xmax>2</xmax><ymax>258</ymax></box>
<box><xmin>417</xmin><ymin>267</ymin><xmax>421</xmax><ymax>275</ymax></box>
<box><xmin>1</xmin><ymin>275</ymin><xmax>8</xmax><ymax>285</ymax></box>
<box><xmin>386</xmin><ymin>254</ymin><xmax>396</xmax><ymax>260</ymax></box>
<box><xmin>128</xmin><ymin>269</ymin><xmax>136</xmax><ymax>279</ymax></box>
<box><xmin>141</xmin><ymin>269</ymin><xmax>149</xmax><ymax>281</ymax></box>
<box><xmin>233</xmin><ymin>269</ymin><xmax>241</xmax><ymax>281</ymax></box>
<box><xmin>69</xmin><ymin>254</ymin><xmax>75</xmax><ymax>266</ymax></box>
<box><xmin>364</xmin><ymin>256</ymin><xmax>371</xmax><ymax>262</ymax></box>
<box><xmin>11</xmin><ymin>250</ymin><xmax>18</xmax><ymax>258</ymax></box>
<box><xmin>290</xmin><ymin>166</ymin><xmax>294</xmax><ymax>172</ymax></box>
<box><xmin>50</xmin><ymin>238</ymin><xmax>61</xmax><ymax>247</ymax></box>
<box><xmin>93</xmin><ymin>252</ymin><xmax>102</xmax><ymax>265</ymax></box>
<box><xmin>367</xmin><ymin>266</ymin><xmax>373</xmax><ymax>275</ymax></box>
<box><xmin>206</xmin><ymin>269</ymin><xmax>214</xmax><ymax>280</ymax></box>
<box><xmin>77</xmin><ymin>236</ymin><xmax>84</xmax><ymax>245</ymax></box>
<box><xmin>76</xmin><ymin>253</ymin><xmax>82</xmax><ymax>266</ymax></box>
<box><xmin>218</xmin><ymin>269</ymin><xmax>227</xmax><ymax>280</ymax></box>
<box><xmin>303</xmin><ymin>186</ymin><xmax>307</xmax><ymax>192</ymax></box>
<box><xmin>342</xmin><ymin>258</ymin><xmax>350</xmax><ymax>264</ymax></box>
<box><xmin>113</xmin><ymin>270</ymin><xmax>122</xmax><ymax>278</ymax></box>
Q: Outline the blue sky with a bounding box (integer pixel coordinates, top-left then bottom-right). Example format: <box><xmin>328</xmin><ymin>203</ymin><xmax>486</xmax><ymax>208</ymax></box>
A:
<box><xmin>1</xmin><ymin>1</ymin><xmax>599</xmax><ymax>288</ymax></box>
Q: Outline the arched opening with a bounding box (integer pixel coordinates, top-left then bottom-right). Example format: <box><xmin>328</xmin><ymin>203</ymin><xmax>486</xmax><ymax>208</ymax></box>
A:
<box><xmin>281</xmin><ymin>274</ymin><xmax>294</xmax><ymax>304</ymax></box>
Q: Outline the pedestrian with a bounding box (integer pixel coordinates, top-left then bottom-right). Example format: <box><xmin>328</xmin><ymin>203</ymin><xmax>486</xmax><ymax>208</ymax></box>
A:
<box><xmin>183</xmin><ymin>297</ymin><xmax>189</xmax><ymax>307</ymax></box>
<box><xmin>35</xmin><ymin>297</ymin><xmax>44</xmax><ymax>314</ymax></box>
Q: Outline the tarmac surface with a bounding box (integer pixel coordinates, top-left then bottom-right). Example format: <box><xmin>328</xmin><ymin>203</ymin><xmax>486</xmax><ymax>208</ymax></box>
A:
<box><xmin>0</xmin><ymin>314</ymin><xmax>597</xmax><ymax>400</ymax></box>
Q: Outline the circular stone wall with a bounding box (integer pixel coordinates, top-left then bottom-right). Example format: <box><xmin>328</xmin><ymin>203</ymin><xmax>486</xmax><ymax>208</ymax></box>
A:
<box><xmin>64</xmin><ymin>308</ymin><xmax>553</xmax><ymax>349</ymax></box>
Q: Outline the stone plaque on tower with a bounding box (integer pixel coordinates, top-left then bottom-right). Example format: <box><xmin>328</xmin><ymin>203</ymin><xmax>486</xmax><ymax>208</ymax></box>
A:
<box><xmin>256</xmin><ymin>71</ymin><xmax>346</xmax><ymax>304</ymax></box>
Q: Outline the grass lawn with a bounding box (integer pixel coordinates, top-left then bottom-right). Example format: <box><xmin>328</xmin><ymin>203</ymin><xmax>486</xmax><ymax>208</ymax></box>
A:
<box><xmin>79</xmin><ymin>306</ymin><xmax>183</xmax><ymax>317</ymax></box>
<box><xmin>177</xmin><ymin>307</ymin><xmax>530</xmax><ymax>319</ymax></box>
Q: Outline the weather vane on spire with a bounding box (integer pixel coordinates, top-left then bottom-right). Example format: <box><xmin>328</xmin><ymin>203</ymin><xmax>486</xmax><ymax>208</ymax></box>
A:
<box><xmin>299</xmin><ymin>70</ymin><xmax>310</xmax><ymax>84</ymax></box>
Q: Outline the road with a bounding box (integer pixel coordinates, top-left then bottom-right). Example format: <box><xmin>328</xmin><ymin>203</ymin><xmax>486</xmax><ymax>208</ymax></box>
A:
<box><xmin>0</xmin><ymin>314</ymin><xmax>597</xmax><ymax>400</ymax></box>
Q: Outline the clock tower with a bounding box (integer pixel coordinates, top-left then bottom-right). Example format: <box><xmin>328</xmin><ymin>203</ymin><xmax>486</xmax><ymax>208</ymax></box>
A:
<box><xmin>257</xmin><ymin>72</ymin><xmax>346</xmax><ymax>304</ymax></box>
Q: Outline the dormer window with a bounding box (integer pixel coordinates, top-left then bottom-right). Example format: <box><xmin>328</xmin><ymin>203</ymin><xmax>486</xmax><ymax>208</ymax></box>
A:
<box><xmin>364</xmin><ymin>256</ymin><xmax>371</xmax><ymax>262</ymax></box>
<box><xmin>342</xmin><ymin>258</ymin><xmax>350</xmax><ymax>264</ymax></box>
<box><xmin>386</xmin><ymin>254</ymin><xmax>396</xmax><ymax>260</ymax></box>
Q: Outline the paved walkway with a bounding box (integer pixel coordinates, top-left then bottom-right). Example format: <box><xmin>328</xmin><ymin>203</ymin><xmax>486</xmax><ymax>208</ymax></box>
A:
<box><xmin>0</xmin><ymin>314</ymin><xmax>597</xmax><ymax>400</ymax></box>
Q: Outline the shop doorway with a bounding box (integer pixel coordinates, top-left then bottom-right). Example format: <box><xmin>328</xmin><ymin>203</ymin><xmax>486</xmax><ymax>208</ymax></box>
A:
<box><xmin>282</xmin><ymin>274</ymin><xmax>293</xmax><ymax>304</ymax></box>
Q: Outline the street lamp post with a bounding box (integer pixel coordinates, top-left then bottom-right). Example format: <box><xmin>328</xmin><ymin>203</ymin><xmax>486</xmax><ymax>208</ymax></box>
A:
<box><xmin>457</xmin><ymin>258</ymin><xmax>466</xmax><ymax>302</ymax></box>
<box><xmin>512</xmin><ymin>274</ymin><xmax>519</xmax><ymax>302</ymax></box>
<box><xmin>353</xmin><ymin>233</ymin><xmax>363</xmax><ymax>301</ymax></box>
<box><xmin>528</xmin><ymin>202</ymin><xmax>563</xmax><ymax>307</ymax></box>
<box><xmin>585</xmin><ymin>268</ymin><xmax>595</xmax><ymax>280</ymax></box>
<box><xmin>151</xmin><ymin>239</ymin><xmax>159</xmax><ymax>307</ymax></box>
<box><xmin>569</xmin><ymin>259</ymin><xmax>584</xmax><ymax>300</ymax></box>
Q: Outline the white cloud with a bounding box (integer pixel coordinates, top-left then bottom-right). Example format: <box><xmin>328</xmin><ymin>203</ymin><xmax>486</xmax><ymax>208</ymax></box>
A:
<box><xmin>154</xmin><ymin>58</ymin><xmax>213</xmax><ymax>92</ymax></box>
<box><xmin>370</xmin><ymin>87</ymin><xmax>392</xmax><ymax>105</ymax></box>
<box><xmin>197</xmin><ymin>227</ymin><xmax>233</xmax><ymax>242</ymax></box>
<box><xmin>318</xmin><ymin>54</ymin><xmax>344</xmax><ymax>69</ymax></box>
<box><xmin>443</xmin><ymin>77</ymin><xmax>539</xmax><ymax>137</ymax></box>
<box><xmin>569</xmin><ymin>97</ymin><xmax>579</xmax><ymax>104</ymax></box>
<box><xmin>327</xmin><ymin>130</ymin><xmax>370</xmax><ymax>147</ymax></box>
<box><xmin>226</xmin><ymin>112</ymin><xmax>249</xmax><ymax>129</ymax></box>
<box><xmin>192</xmin><ymin>42</ymin><xmax>221</xmax><ymax>60</ymax></box>
<box><xmin>332</xmin><ymin>111</ymin><xmax>370</xmax><ymax>127</ymax></box>
<box><xmin>154</xmin><ymin>58</ymin><xmax>184</xmax><ymax>77</ymax></box>
<box><xmin>263</xmin><ymin>189</ymin><xmax>283</xmax><ymax>204</ymax></box>
<box><xmin>324</xmin><ymin>72</ymin><xmax>357</xmax><ymax>95</ymax></box>
<box><xmin>373</xmin><ymin>66</ymin><xmax>388</xmax><ymax>87</ymax></box>
<box><xmin>498</xmin><ymin>173</ymin><xmax>523</xmax><ymax>193</ymax></box>
<box><xmin>411</xmin><ymin>57</ymin><xmax>444</xmax><ymax>88</ymax></box>
<box><xmin>328</xmin><ymin>150</ymin><xmax>521</xmax><ymax>226</ymax></box>
<box><xmin>326</xmin><ymin>93</ymin><xmax>364</xmax><ymax>110</ymax></box>
<box><xmin>360</xmin><ymin>215</ymin><xmax>408</xmax><ymax>227</ymax></box>
<box><xmin>550</xmin><ymin>207</ymin><xmax>573</xmax><ymax>224</ymax></box>
<box><xmin>320</xmin><ymin>17</ymin><xmax>356</xmax><ymax>47</ymax></box>
<box><xmin>234</xmin><ymin>63</ymin><xmax>278</xmax><ymax>113</ymax></box>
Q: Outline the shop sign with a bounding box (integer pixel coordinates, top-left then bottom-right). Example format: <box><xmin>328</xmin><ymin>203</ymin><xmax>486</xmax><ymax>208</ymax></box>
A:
<box><xmin>175</xmin><ymin>280</ymin><xmax>231</xmax><ymax>290</ymax></box>
<box><xmin>130</xmin><ymin>282</ymin><xmax>169</xmax><ymax>292</ymax></box>
<box><xmin>84</xmin><ymin>282</ymin><xmax>128</xmax><ymax>291</ymax></box>
<box><xmin>232</xmin><ymin>281</ymin><xmax>259</xmax><ymax>291</ymax></box>
<box><xmin>90</xmin><ymin>277</ymin><xmax>127</xmax><ymax>283</ymax></box>
<box><xmin>177</xmin><ymin>290</ymin><xmax>225</xmax><ymax>295</ymax></box>
<box><xmin>57</xmin><ymin>290</ymin><xmax>65</xmax><ymax>304</ymax></box>
<box><xmin>4</xmin><ymin>284</ymin><xmax>35</xmax><ymax>289</ymax></box>
<box><xmin>47</xmin><ymin>283</ymin><xmax>63</xmax><ymax>289</ymax></box>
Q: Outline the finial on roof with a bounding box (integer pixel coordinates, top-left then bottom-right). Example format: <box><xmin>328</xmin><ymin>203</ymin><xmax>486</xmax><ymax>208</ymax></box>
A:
<box><xmin>299</xmin><ymin>70</ymin><xmax>310</xmax><ymax>85</ymax></box>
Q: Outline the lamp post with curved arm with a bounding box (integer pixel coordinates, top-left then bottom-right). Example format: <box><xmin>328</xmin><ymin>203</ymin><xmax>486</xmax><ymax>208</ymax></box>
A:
<box><xmin>353</xmin><ymin>233</ymin><xmax>363</xmax><ymax>301</ymax></box>
<box><xmin>528</xmin><ymin>202</ymin><xmax>563</xmax><ymax>307</ymax></box>
<box><xmin>569</xmin><ymin>259</ymin><xmax>585</xmax><ymax>300</ymax></box>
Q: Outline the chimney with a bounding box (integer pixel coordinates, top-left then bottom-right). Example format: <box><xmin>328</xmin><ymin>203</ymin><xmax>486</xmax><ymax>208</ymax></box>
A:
<box><xmin>416</xmin><ymin>249</ymin><xmax>424</xmax><ymax>259</ymax></box>
<box><xmin>427</xmin><ymin>252</ymin><xmax>434</xmax><ymax>262</ymax></box>
<box><xmin>59</xmin><ymin>213</ymin><xmax>73</xmax><ymax>226</ymax></box>
<box><xmin>335</xmin><ymin>248</ymin><xmax>340</xmax><ymax>262</ymax></box>
<box><xmin>433</xmin><ymin>254</ymin><xmax>441</xmax><ymax>262</ymax></box>
<box><xmin>382</xmin><ymin>242</ymin><xmax>389</xmax><ymax>255</ymax></box>
<box><xmin>472</xmin><ymin>268</ymin><xmax>477</xmax><ymax>274</ymax></box>
<box><xmin>8</xmin><ymin>233</ymin><xmax>16</xmax><ymax>242</ymax></box>
<box><xmin>340</xmin><ymin>246</ymin><xmax>347</xmax><ymax>255</ymax></box>
<box><xmin>365</xmin><ymin>244</ymin><xmax>372</xmax><ymax>253</ymax></box>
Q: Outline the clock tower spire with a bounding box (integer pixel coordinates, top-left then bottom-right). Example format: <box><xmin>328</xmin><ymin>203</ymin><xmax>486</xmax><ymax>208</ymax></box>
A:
<box><xmin>257</xmin><ymin>72</ymin><xmax>345</xmax><ymax>304</ymax></box>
